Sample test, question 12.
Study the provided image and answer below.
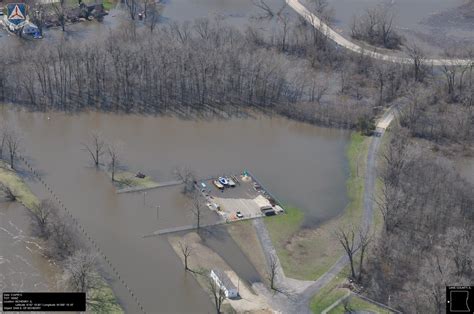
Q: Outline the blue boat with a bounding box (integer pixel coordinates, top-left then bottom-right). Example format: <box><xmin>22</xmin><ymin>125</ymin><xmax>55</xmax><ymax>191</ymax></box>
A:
<box><xmin>218</xmin><ymin>177</ymin><xmax>228</xmax><ymax>186</ymax></box>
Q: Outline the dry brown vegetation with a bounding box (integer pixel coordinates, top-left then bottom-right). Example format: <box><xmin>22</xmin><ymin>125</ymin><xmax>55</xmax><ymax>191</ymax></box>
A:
<box><xmin>364</xmin><ymin>127</ymin><xmax>474</xmax><ymax>312</ymax></box>
<box><xmin>0</xmin><ymin>9</ymin><xmax>437</xmax><ymax>131</ymax></box>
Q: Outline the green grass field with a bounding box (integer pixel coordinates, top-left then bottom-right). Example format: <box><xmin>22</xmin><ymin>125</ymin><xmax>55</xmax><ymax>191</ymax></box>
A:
<box><xmin>329</xmin><ymin>295</ymin><xmax>392</xmax><ymax>314</ymax></box>
<box><xmin>0</xmin><ymin>160</ymin><xmax>39</xmax><ymax>211</ymax></box>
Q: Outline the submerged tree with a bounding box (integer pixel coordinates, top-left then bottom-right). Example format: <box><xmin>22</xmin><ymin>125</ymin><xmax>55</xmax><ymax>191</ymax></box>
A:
<box><xmin>82</xmin><ymin>132</ymin><xmax>106</xmax><ymax>168</ymax></box>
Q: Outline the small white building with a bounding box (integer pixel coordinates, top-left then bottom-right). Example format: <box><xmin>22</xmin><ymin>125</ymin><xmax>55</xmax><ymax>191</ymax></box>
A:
<box><xmin>210</xmin><ymin>269</ymin><xmax>238</xmax><ymax>299</ymax></box>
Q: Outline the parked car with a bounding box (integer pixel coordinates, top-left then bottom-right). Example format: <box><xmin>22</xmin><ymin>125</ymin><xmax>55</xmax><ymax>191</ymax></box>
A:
<box><xmin>227</xmin><ymin>178</ymin><xmax>236</xmax><ymax>187</ymax></box>
<box><xmin>236</xmin><ymin>211</ymin><xmax>244</xmax><ymax>219</ymax></box>
<box><xmin>213</xmin><ymin>180</ymin><xmax>224</xmax><ymax>189</ymax></box>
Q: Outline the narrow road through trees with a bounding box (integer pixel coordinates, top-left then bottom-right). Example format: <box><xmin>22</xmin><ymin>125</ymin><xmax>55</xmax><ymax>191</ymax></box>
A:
<box><xmin>286</xmin><ymin>0</ymin><xmax>473</xmax><ymax>66</ymax></box>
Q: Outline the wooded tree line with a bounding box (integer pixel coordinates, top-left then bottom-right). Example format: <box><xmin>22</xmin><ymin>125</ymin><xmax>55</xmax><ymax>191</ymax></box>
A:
<box><xmin>0</xmin><ymin>5</ymin><xmax>472</xmax><ymax>131</ymax></box>
<box><xmin>364</xmin><ymin>129</ymin><xmax>474</xmax><ymax>313</ymax></box>
<box><xmin>0</xmin><ymin>12</ymin><xmax>430</xmax><ymax>130</ymax></box>
<box><xmin>400</xmin><ymin>68</ymin><xmax>474</xmax><ymax>146</ymax></box>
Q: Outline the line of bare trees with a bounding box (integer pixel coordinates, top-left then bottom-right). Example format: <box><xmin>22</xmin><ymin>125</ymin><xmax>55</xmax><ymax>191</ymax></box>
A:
<box><xmin>364</xmin><ymin>128</ymin><xmax>474</xmax><ymax>313</ymax></box>
<box><xmin>0</xmin><ymin>125</ymin><xmax>22</xmax><ymax>170</ymax></box>
<box><xmin>351</xmin><ymin>5</ymin><xmax>402</xmax><ymax>49</ymax></box>
<box><xmin>82</xmin><ymin>132</ymin><xmax>123</xmax><ymax>182</ymax></box>
<box><xmin>26</xmin><ymin>199</ymin><xmax>117</xmax><ymax>311</ymax></box>
<box><xmin>0</xmin><ymin>13</ymin><xmax>417</xmax><ymax>130</ymax></box>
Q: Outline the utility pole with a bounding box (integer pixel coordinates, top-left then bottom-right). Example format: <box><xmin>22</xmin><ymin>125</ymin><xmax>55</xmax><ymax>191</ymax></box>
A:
<box><xmin>156</xmin><ymin>205</ymin><xmax>160</xmax><ymax>220</ymax></box>
<box><xmin>143</xmin><ymin>191</ymin><xmax>147</xmax><ymax>206</ymax></box>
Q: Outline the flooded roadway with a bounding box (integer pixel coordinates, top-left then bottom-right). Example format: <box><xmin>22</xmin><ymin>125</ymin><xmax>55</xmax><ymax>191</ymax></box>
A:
<box><xmin>0</xmin><ymin>106</ymin><xmax>350</xmax><ymax>312</ymax></box>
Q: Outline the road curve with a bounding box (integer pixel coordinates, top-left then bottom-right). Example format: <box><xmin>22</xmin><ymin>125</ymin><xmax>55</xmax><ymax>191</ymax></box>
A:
<box><xmin>286</xmin><ymin>0</ymin><xmax>473</xmax><ymax>67</ymax></box>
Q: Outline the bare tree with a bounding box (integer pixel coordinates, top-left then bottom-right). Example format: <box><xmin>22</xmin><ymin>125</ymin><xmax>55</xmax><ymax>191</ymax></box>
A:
<box><xmin>146</xmin><ymin>2</ymin><xmax>161</xmax><ymax>33</ymax></box>
<box><xmin>29</xmin><ymin>199</ymin><xmax>57</xmax><ymax>238</ymax></box>
<box><xmin>251</xmin><ymin>0</ymin><xmax>274</xmax><ymax>19</ymax></box>
<box><xmin>351</xmin><ymin>5</ymin><xmax>401</xmax><ymax>49</ymax></box>
<box><xmin>335</xmin><ymin>226</ymin><xmax>360</xmax><ymax>279</ymax></box>
<box><xmin>45</xmin><ymin>211</ymin><xmax>79</xmax><ymax>261</ymax></box>
<box><xmin>208</xmin><ymin>274</ymin><xmax>226</xmax><ymax>314</ymax></box>
<box><xmin>52</xmin><ymin>0</ymin><xmax>67</xmax><ymax>32</ymax></box>
<box><xmin>357</xmin><ymin>227</ymin><xmax>372</xmax><ymax>281</ymax></box>
<box><xmin>64</xmin><ymin>250</ymin><xmax>100</xmax><ymax>293</ymax></box>
<box><xmin>0</xmin><ymin>183</ymin><xmax>16</xmax><ymax>201</ymax></box>
<box><xmin>0</xmin><ymin>127</ymin><xmax>6</xmax><ymax>160</ymax></box>
<box><xmin>178</xmin><ymin>241</ymin><xmax>193</xmax><ymax>271</ymax></box>
<box><xmin>309</xmin><ymin>0</ymin><xmax>334</xmax><ymax>24</ymax></box>
<box><xmin>82</xmin><ymin>132</ymin><xmax>106</xmax><ymax>167</ymax></box>
<box><xmin>174</xmin><ymin>166</ymin><xmax>196</xmax><ymax>195</ymax></box>
<box><xmin>373</xmin><ymin>62</ymin><xmax>389</xmax><ymax>106</ymax></box>
<box><xmin>4</xmin><ymin>128</ymin><xmax>21</xmax><ymax>170</ymax></box>
<box><xmin>406</xmin><ymin>43</ymin><xmax>427</xmax><ymax>82</ymax></box>
<box><xmin>189</xmin><ymin>192</ymin><xmax>203</xmax><ymax>230</ymax></box>
<box><xmin>107</xmin><ymin>142</ymin><xmax>122</xmax><ymax>182</ymax></box>
<box><xmin>124</xmin><ymin>0</ymin><xmax>138</xmax><ymax>20</ymax></box>
<box><xmin>268</xmin><ymin>254</ymin><xmax>279</xmax><ymax>291</ymax></box>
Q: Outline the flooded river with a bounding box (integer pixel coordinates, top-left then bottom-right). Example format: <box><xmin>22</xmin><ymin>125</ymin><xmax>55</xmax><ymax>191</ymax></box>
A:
<box><xmin>0</xmin><ymin>106</ymin><xmax>350</xmax><ymax>312</ymax></box>
<box><xmin>0</xmin><ymin>202</ymin><xmax>61</xmax><ymax>300</ymax></box>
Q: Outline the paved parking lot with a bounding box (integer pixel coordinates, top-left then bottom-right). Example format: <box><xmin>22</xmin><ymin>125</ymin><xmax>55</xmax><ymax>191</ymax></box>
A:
<box><xmin>198</xmin><ymin>174</ymin><xmax>283</xmax><ymax>222</ymax></box>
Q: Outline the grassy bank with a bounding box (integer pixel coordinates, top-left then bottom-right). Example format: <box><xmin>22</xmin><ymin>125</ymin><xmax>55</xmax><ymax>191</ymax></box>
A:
<box><xmin>310</xmin><ymin>266</ymin><xmax>351</xmax><ymax>313</ymax></box>
<box><xmin>0</xmin><ymin>160</ymin><xmax>122</xmax><ymax>312</ymax></box>
<box><xmin>111</xmin><ymin>170</ymin><xmax>160</xmax><ymax>190</ymax></box>
<box><xmin>0</xmin><ymin>160</ymin><xmax>39</xmax><ymax>211</ymax></box>
<box><xmin>263</xmin><ymin>132</ymin><xmax>371</xmax><ymax>280</ymax></box>
<box><xmin>329</xmin><ymin>295</ymin><xmax>392</xmax><ymax>314</ymax></box>
<box><xmin>309</xmin><ymin>265</ymin><xmax>391</xmax><ymax>314</ymax></box>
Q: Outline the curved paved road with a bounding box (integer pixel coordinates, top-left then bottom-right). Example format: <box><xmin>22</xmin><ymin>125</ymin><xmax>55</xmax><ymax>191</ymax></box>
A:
<box><xmin>287</xmin><ymin>0</ymin><xmax>473</xmax><ymax>66</ymax></box>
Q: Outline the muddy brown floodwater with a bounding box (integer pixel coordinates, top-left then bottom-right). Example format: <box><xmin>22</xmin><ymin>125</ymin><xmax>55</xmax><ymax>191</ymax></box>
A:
<box><xmin>0</xmin><ymin>106</ymin><xmax>350</xmax><ymax>312</ymax></box>
<box><xmin>325</xmin><ymin>0</ymin><xmax>473</xmax><ymax>53</ymax></box>
<box><xmin>0</xmin><ymin>202</ymin><xmax>62</xmax><ymax>301</ymax></box>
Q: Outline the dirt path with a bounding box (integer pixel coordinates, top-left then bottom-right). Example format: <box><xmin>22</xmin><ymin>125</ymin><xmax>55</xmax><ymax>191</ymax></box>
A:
<box><xmin>286</xmin><ymin>0</ymin><xmax>473</xmax><ymax>66</ymax></box>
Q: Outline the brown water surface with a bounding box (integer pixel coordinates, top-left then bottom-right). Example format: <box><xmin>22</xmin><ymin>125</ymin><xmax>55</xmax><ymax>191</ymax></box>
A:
<box><xmin>1</xmin><ymin>106</ymin><xmax>350</xmax><ymax>312</ymax></box>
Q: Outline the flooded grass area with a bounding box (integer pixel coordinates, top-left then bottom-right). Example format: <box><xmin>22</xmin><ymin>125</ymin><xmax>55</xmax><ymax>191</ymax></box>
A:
<box><xmin>0</xmin><ymin>160</ymin><xmax>39</xmax><ymax>210</ymax></box>
<box><xmin>323</xmin><ymin>0</ymin><xmax>473</xmax><ymax>54</ymax></box>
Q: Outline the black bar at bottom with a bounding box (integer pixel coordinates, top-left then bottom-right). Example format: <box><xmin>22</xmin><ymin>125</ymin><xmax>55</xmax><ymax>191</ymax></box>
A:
<box><xmin>3</xmin><ymin>292</ymin><xmax>86</xmax><ymax>312</ymax></box>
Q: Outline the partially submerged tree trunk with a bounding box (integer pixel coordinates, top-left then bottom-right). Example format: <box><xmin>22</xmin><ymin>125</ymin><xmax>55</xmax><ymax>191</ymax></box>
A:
<box><xmin>82</xmin><ymin>132</ymin><xmax>106</xmax><ymax>167</ymax></box>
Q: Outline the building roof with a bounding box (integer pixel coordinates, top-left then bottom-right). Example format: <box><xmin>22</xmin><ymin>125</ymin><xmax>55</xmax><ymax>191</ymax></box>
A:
<box><xmin>254</xmin><ymin>194</ymin><xmax>272</xmax><ymax>209</ymax></box>
<box><xmin>211</xmin><ymin>269</ymin><xmax>236</xmax><ymax>291</ymax></box>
